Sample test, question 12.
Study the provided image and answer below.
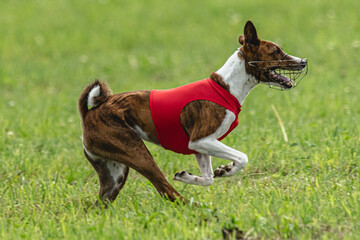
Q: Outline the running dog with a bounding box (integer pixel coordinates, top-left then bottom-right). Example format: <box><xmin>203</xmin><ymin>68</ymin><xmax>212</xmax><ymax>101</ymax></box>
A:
<box><xmin>78</xmin><ymin>21</ymin><xmax>307</xmax><ymax>204</ymax></box>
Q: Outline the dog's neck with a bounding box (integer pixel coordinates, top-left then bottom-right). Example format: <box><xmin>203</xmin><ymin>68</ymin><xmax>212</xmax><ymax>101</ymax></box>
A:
<box><xmin>216</xmin><ymin>50</ymin><xmax>258</xmax><ymax>105</ymax></box>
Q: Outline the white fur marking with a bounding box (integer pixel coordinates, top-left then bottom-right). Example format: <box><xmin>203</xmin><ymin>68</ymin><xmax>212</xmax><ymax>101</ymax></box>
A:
<box><xmin>216</xmin><ymin>50</ymin><xmax>258</xmax><ymax>105</ymax></box>
<box><xmin>131</xmin><ymin>125</ymin><xmax>161</xmax><ymax>145</ymax></box>
<box><xmin>88</xmin><ymin>85</ymin><xmax>100</xmax><ymax>107</ymax></box>
<box><xmin>83</xmin><ymin>143</ymin><xmax>101</xmax><ymax>161</ymax></box>
<box><xmin>131</xmin><ymin>125</ymin><xmax>151</xmax><ymax>142</ymax></box>
<box><xmin>106</xmin><ymin>160</ymin><xmax>127</xmax><ymax>190</ymax></box>
<box><xmin>209</xmin><ymin>110</ymin><xmax>235</xmax><ymax>139</ymax></box>
<box><xmin>83</xmin><ymin>143</ymin><xmax>126</xmax><ymax>191</ymax></box>
<box><xmin>83</xmin><ymin>143</ymin><xmax>127</xmax><ymax>191</ymax></box>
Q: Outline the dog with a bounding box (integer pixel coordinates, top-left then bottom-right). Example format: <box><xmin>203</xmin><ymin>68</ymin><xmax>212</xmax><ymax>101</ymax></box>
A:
<box><xmin>78</xmin><ymin>21</ymin><xmax>307</xmax><ymax>204</ymax></box>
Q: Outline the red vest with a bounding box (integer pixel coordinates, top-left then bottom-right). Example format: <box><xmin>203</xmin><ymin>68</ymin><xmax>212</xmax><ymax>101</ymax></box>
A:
<box><xmin>150</xmin><ymin>78</ymin><xmax>241</xmax><ymax>155</ymax></box>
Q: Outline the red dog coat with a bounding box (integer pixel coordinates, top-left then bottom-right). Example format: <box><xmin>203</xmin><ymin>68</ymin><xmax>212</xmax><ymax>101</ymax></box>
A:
<box><xmin>150</xmin><ymin>78</ymin><xmax>241</xmax><ymax>154</ymax></box>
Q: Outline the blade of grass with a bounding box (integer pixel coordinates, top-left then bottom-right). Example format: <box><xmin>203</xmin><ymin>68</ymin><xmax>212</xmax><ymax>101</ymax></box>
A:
<box><xmin>271</xmin><ymin>104</ymin><xmax>288</xmax><ymax>143</ymax></box>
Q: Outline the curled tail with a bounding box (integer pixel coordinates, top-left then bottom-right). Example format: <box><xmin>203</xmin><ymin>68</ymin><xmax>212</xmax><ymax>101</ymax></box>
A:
<box><xmin>78</xmin><ymin>80</ymin><xmax>112</xmax><ymax>120</ymax></box>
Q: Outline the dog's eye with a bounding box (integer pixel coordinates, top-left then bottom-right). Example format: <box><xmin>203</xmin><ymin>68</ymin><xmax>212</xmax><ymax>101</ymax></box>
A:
<box><xmin>274</xmin><ymin>49</ymin><xmax>281</xmax><ymax>54</ymax></box>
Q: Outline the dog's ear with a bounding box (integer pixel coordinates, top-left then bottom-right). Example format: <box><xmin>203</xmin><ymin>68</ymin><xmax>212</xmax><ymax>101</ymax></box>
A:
<box><xmin>238</xmin><ymin>35</ymin><xmax>245</xmax><ymax>45</ymax></box>
<box><xmin>244</xmin><ymin>21</ymin><xmax>260</xmax><ymax>46</ymax></box>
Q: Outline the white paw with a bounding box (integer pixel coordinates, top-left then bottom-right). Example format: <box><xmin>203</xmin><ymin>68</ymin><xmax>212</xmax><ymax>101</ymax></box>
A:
<box><xmin>173</xmin><ymin>171</ymin><xmax>194</xmax><ymax>181</ymax></box>
<box><xmin>173</xmin><ymin>171</ymin><xmax>213</xmax><ymax>186</ymax></box>
<box><xmin>214</xmin><ymin>162</ymin><xmax>239</xmax><ymax>177</ymax></box>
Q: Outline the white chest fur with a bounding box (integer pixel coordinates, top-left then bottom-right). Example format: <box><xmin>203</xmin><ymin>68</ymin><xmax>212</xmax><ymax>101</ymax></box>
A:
<box><xmin>216</xmin><ymin>50</ymin><xmax>258</xmax><ymax>105</ymax></box>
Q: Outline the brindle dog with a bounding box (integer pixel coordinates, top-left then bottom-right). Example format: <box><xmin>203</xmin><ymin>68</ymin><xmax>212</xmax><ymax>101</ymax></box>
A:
<box><xmin>78</xmin><ymin>21</ymin><xmax>307</xmax><ymax>205</ymax></box>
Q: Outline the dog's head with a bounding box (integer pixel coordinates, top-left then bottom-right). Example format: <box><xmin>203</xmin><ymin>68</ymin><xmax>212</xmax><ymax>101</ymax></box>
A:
<box><xmin>238</xmin><ymin>21</ymin><xmax>307</xmax><ymax>89</ymax></box>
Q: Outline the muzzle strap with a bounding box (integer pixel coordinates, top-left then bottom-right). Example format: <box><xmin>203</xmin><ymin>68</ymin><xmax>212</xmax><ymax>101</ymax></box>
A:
<box><xmin>238</xmin><ymin>48</ymin><xmax>247</xmax><ymax>60</ymax></box>
<box><xmin>238</xmin><ymin>48</ymin><xmax>262</xmax><ymax>83</ymax></box>
<box><xmin>281</xmin><ymin>53</ymin><xmax>288</xmax><ymax>60</ymax></box>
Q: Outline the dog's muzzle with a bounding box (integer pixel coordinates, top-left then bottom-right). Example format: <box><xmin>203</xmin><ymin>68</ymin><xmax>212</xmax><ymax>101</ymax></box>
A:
<box><xmin>249</xmin><ymin>58</ymin><xmax>308</xmax><ymax>90</ymax></box>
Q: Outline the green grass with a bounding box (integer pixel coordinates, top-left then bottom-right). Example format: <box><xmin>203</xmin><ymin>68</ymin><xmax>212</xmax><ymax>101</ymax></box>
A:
<box><xmin>1</xmin><ymin>0</ymin><xmax>359</xmax><ymax>239</ymax></box>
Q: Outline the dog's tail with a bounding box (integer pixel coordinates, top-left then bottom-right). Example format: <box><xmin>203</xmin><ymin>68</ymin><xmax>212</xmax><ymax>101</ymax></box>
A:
<box><xmin>78</xmin><ymin>80</ymin><xmax>112</xmax><ymax>120</ymax></box>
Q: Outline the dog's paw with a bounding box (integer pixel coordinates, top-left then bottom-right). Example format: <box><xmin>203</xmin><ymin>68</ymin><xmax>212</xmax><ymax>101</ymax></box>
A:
<box><xmin>214</xmin><ymin>162</ymin><xmax>235</xmax><ymax>178</ymax></box>
<box><xmin>173</xmin><ymin>171</ymin><xmax>193</xmax><ymax>180</ymax></box>
<box><xmin>173</xmin><ymin>171</ymin><xmax>214</xmax><ymax>186</ymax></box>
<box><xmin>173</xmin><ymin>171</ymin><xmax>201</xmax><ymax>185</ymax></box>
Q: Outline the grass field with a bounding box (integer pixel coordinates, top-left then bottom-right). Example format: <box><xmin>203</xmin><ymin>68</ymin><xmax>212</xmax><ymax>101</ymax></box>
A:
<box><xmin>1</xmin><ymin>0</ymin><xmax>359</xmax><ymax>239</ymax></box>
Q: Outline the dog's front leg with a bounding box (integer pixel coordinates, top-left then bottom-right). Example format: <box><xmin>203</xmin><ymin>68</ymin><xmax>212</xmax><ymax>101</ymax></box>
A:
<box><xmin>188</xmin><ymin>138</ymin><xmax>248</xmax><ymax>178</ymax></box>
<box><xmin>173</xmin><ymin>153</ymin><xmax>214</xmax><ymax>186</ymax></box>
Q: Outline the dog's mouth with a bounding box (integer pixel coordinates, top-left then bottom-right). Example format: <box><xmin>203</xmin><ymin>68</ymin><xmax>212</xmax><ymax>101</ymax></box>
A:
<box><xmin>267</xmin><ymin>69</ymin><xmax>294</xmax><ymax>89</ymax></box>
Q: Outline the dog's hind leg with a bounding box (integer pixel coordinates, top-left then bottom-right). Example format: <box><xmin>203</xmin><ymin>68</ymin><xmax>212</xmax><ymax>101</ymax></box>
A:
<box><xmin>85</xmin><ymin>130</ymin><xmax>184</xmax><ymax>203</ymax></box>
<box><xmin>117</xmin><ymin>143</ymin><xmax>184</xmax><ymax>202</ymax></box>
<box><xmin>84</xmin><ymin>148</ymin><xmax>129</xmax><ymax>205</ymax></box>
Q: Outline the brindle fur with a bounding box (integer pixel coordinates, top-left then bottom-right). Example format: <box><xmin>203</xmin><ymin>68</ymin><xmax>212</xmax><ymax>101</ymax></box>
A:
<box><xmin>180</xmin><ymin>100</ymin><xmax>226</xmax><ymax>142</ymax></box>
<box><xmin>81</xmin><ymin>83</ymin><xmax>181</xmax><ymax>202</ymax></box>
<box><xmin>180</xmin><ymin>72</ymin><xmax>228</xmax><ymax>142</ymax></box>
<box><xmin>209</xmin><ymin>72</ymin><xmax>230</xmax><ymax>92</ymax></box>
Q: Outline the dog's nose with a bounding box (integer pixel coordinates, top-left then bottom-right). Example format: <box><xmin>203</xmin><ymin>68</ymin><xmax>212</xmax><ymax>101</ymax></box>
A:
<box><xmin>301</xmin><ymin>58</ymin><xmax>307</xmax><ymax>65</ymax></box>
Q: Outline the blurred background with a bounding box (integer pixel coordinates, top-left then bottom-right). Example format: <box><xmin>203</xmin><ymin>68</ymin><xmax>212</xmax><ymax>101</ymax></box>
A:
<box><xmin>1</xmin><ymin>0</ymin><xmax>359</xmax><ymax>166</ymax></box>
<box><xmin>1</xmin><ymin>0</ymin><xmax>359</xmax><ymax>128</ymax></box>
<box><xmin>0</xmin><ymin>0</ymin><xmax>359</xmax><ymax>238</ymax></box>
